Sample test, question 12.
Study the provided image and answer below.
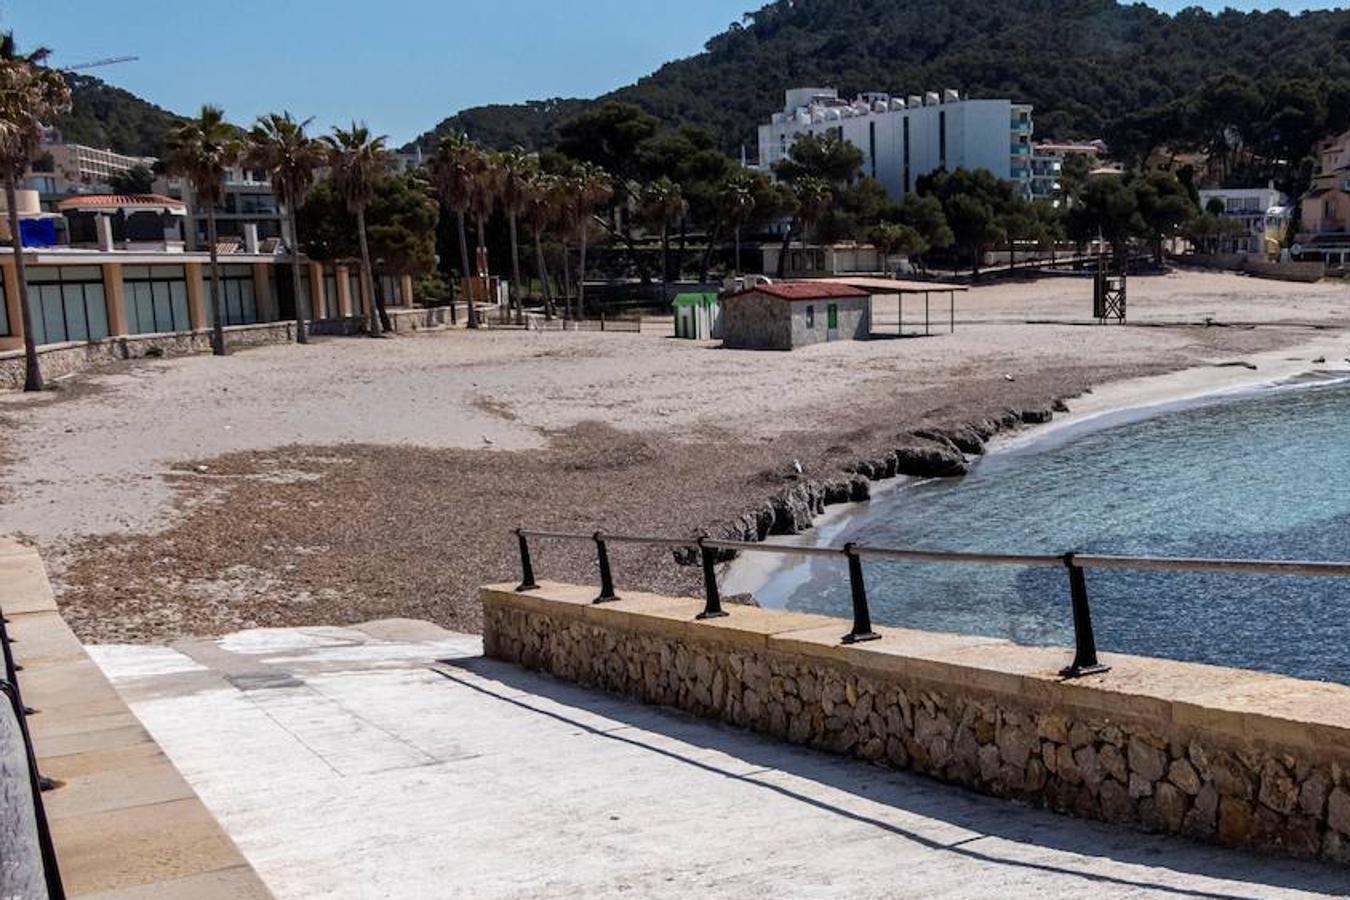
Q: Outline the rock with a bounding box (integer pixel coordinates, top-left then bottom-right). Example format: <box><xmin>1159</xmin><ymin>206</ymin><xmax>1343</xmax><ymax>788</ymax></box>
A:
<box><xmin>1210</xmin><ymin>753</ymin><xmax>1253</xmax><ymax>799</ymax></box>
<box><xmin>1258</xmin><ymin>759</ymin><xmax>1298</xmax><ymax>815</ymax></box>
<box><xmin>978</xmin><ymin>743</ymin><xmax>1002</xmax><ymax>783</ymax></box>
<box><xmin>1128</xmin><ymin>738</ymin><xmax>1166</xmax><ymax>783</ymax></box>
<box><xmin>1051</xmin><ymin>397</ymin><xmax>1070</xmax><ymax>412</ymax></box>
<box><xmin>1036</xmin><ymin>713</ymin><xmax>1070</xmax><ymax>744</ymax></box>
<box><xmin>848</xmin><ymin>475</ymin><xmax>871</xmax><ymax>501</ymax></box>
<box><xmin>1328</xmin><ymin>788</ymin><xmax>1350</xmax><ymax>836</ymax></box>
<box><xmin>1155</xmin><ymin>781</ymin><xmax>1187</xmax><ymax>832</ymax></box>
<box><xmin>1074</xmin><ymin>745</ymin><xmax>1102</xmax><ymax>792</ymax></box>
<box><xmin>1128</xmin><ymin>773</ymin><xmax>1154</xmax><ymax>799</ymax></box>
<box><xmin>1167</xmin><ymin>759</ymin><xmax>1201</xmax><ymax>795</ymax></box>
<box><xmin>893</xmin><ymin>441</ymin><xmax>968</xmax><ymax>478</ymax></box>
<box><xmin>1100</xmin><ymin>744</ymin><xmax>1127</xmax><ymax>783</ymax></box>
<box><xmin>946</xmin><ymin>425</ymin><xmax>986</xmax><ymax>455</ymax></box>
<box><xmin>1100</xmin><ymin>779</ymin><xmax>1134</xmax><ymax>824</ymax></box>
<box><xmin>997</xmin><ymin>724</ymin><xmax>1037</xmax><ymax>770</ymax></box>
<box><xmin>1185</xmin><ymin>784</ymin><xmax>1219</xmax><ymax>838</ymax></box>
<box><xmin>1218</xmin><ymin>797</ymin><xmax>1254</xmax><ymax>846</ymax></box>
<box><xmin>1299</xmin><ymin>770</ymin><xmax>1330</xmax><ymax>818</ymax></box>
<box><xmin>1020</xmin><ymin>405</ymin><xmax>1054</xmax><ymax>424</ymax></box>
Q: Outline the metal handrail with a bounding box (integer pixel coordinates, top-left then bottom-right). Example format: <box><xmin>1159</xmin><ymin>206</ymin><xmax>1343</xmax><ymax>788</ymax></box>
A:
<box><xmin>511</xmin><ymin>528</ymin><xmax>1350</xmax><ymax>679</ymax></box>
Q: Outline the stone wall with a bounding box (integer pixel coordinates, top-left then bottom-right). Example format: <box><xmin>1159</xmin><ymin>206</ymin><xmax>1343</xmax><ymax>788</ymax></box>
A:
<box><xmin>483</xmin><ymin>583</ymin><xmax>1350</xmax><ymax>864</ymax></box>
<box><xmin>0</xmin><ymin>322</ymin><xmax>294</xmax><ymax>389</ymax></box>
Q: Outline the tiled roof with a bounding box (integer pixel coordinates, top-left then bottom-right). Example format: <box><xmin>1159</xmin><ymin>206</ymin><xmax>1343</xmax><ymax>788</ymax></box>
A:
<box><xmin>726</xmin><ymin>281</ymin><xmax>870</xmax><ymax>302</ymax></box>
<box><xmin>56</xmin><ymin>194</ymin><xmax>187</xmax><ymax>212</ymax></box>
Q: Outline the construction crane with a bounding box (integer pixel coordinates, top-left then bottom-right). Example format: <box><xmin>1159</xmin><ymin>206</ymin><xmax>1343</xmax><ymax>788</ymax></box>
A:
<box><xmin>62</xmin><ymin>55</ymin><xmax>138</xmax><ymax>72</ymax></box>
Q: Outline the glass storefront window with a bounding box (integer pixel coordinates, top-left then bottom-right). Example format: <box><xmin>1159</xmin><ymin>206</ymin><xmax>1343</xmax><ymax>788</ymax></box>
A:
<box><xmin>25</xmin><ymin>266</ymin><xmax>108</xmax><ymax>345</ymax></box>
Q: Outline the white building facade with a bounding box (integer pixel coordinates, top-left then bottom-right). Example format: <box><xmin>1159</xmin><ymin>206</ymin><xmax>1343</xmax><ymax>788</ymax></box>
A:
<box><xmin>1197</xmin><ymin>186</ymin><xmax>1291</xmax><ymax>255</ymax></box>
<box><xmin>756</xmin><ymin>88</ymin><xmax>1033</xmax><ymax>199</ymax></box>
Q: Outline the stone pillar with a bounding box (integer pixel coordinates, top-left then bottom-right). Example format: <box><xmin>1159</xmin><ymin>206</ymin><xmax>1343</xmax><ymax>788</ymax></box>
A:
<box><xmin>400</xmin><ymin>273</ymin><xmax>414</xmax><ymax>308</ymax></box>
<box><xmin>102</xmin><ymin>263</ymin><xmax>128</xmax><ymax>337</ymax></box>
<box><xmin>252</xmin><ymin>263</ymin><xmax>276</xmax><ymax>322</ymax></box>
<box><xmin>335</xmin><ymin>265</ymin><xmax>353</xmax><ymax>317</ymax></box>
<box><xmin>0</xmin><ymin>260</ymin><xmax>21</xmax><ymax>352</ymax></box>
<box><xmin>308</xmin><ymin>261</ymin><xmax>325</xmax><ymax>319</ymax></box>
<box><xmin>185</xmin><ymin>262</ymin><xmax>207</xmax><ymax>331</ymax></box>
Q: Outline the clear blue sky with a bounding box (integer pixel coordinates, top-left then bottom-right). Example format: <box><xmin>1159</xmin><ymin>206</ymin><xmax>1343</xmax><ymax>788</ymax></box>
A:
<box><xmin>5</xmin><ymin>0</ymin><xmax>1345</xmax><ymax>145</ymax></box>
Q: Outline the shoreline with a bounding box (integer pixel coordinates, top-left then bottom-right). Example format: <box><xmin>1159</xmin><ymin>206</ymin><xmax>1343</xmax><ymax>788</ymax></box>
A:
<box><xmin>722</xmin><ymin>330</ymin><xmax>1350</xmax><ymax>602</ymax></box>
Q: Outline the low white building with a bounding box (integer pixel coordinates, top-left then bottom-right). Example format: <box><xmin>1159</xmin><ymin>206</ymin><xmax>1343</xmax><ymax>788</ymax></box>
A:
<box><xmin>1027</xmin><ymin>140</ymin><xmax>1107</xmax><ymax>202</ymax></box>
<box><xmin>756</xmin><ymin>87</ymin><xmax>1033</xmax><ymax>199</ymax></box>
<box><xmin>1197</xmin><ymin>186</ymin><xmax>1291</xmax><ymax>255</ymax></box>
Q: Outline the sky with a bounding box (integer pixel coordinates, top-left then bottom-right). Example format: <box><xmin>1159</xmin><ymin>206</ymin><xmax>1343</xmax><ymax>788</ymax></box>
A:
<box><xmin>6</xmin><ymin>0</ymin><xmax>1347</xmax><ymax>146</ymax></box>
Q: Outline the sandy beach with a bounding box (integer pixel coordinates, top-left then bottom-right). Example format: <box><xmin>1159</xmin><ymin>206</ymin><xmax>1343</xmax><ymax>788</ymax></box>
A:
<box><xmin>1</xmin><ymin>269</ymin><xmax>1347</xmax><ymax>642</ymax></box>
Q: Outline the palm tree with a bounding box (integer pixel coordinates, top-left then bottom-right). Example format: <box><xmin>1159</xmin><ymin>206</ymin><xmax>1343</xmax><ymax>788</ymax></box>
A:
<box><xmin>640</xmin><ymin>177</ymin><xmax>687</xmax><ymax>302</ymax></box>
<box><xmin>0</xmin><ymin>33</ymin><xmax>71</xmax><ymax>391</ymax></box>
<box><xmin>467</xmin><ymin>150</ymin><xmax>499</xmax><ymax>319</ymax></box>
<box><xmin>522</xmin><ymin>171</ymin><xmax>559</xmax><ymax>320</ymax></box>
<box><xmin>552</xmin><ymin>176</ymin><xmax>582</xmax><ymax>319</ymax></box>
<box><xmin>496</xmin><ymin>148</ymin><xmax>536</xmax><ymax>324</ymax></box>
<box><xmin>323</xmin><ymin>123</ymin><xmax>390</xmax><ymax>336</ymax></box>
<box><xmin>721</xmin><ymin>171</ymin><xmax>756</xmax><ymax>276</ymax></box>
<box><xmin>572</xmin><ymin>163</ymin><xmax>612</xmax><ymax>320</ymax></box>
<box><xmin>428</xmin><ymin>133</ymin><xmax>478</xmax><ymax>327</ymax></box>
<box><xmin>165</xmin><ymin>105</ymin><xmax>243</xmax><ymax>356</ymax></box>
<box><xmin>776</xmin><ymin>177</ymin><xmax>832</xmax><ymax>278</ymax></box>
<box><xmin>246</xmin><ymin>112</ymin><xmax>325</xmax><ymax>344</ymax></box>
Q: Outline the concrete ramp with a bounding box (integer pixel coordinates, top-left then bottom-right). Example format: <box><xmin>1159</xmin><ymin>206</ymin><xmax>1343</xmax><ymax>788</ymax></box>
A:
<box><xmin>90</xmin><ymin>621</ymin><xmax>1349</xmax><ymax>899</ymax></box>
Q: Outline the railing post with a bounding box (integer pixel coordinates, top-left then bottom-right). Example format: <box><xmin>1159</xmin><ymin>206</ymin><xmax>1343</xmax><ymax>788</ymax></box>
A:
<box><xmin>514</xmin><ymin>529</ymin><xmax>539</xmax><ymax>592</ymax></box>
<box><xmin>841</xmin><ymin>543</ymin><xmax>880</xmax><ymax>644</ymax></box>
<box><xmin>1060</xmin><ymin>553</ymin><xmax>1110</xmax><ymax>678</ymax></box>
<box><xmin>593</xmin><ymin>531</ymin><xmax>619</xmax><ymax>604</ymax></box>
<box><xmin>0</xmin><ymin>615</ymin><xmax>33</xmax><ymax>715</ymax></box>
<box><xmin>696</xmin><ymin>537</ymin><xmax>728</xmax><ymax>620</ymax></box>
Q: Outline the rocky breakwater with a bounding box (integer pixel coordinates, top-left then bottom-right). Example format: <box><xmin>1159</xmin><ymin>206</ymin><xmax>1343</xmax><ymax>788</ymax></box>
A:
<box><xmin>712</xmin><ymin>401</ymin><xmax>1066</xmax><ymax>549</ymax></box>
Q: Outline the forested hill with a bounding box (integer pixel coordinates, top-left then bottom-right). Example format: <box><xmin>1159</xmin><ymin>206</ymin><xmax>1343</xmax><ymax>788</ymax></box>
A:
<box><xmin>55</xmin><ymin>73</ymin><xmax>182</xmax><ymax>157</ymax></box>
<box><xmin>407</xmin><ymin>0</ymin><xmax>1350</xmax><ymax>154</ymax></box>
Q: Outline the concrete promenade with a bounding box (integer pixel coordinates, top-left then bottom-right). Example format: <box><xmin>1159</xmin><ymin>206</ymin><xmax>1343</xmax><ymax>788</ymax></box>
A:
<box><xmin>91</xmin><ymin>622</ymin><xmax>1350</xmax><ymax>899</ymax></box>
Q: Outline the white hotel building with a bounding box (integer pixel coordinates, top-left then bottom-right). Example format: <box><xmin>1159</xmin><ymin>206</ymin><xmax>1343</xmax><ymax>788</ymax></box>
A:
<box><xmin>756</xmin><ymin>88</ymin><xmax>1034</xmax><ymax>199</ymax></box>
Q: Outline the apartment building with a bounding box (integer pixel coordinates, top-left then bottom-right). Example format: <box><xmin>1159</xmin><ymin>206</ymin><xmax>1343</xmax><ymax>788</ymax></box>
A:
<box><xmin>1027</xmin><ymin>140</ymin><xmax>1107</xmax><ymax>202</ymax></box>
<box><xmin>25</xmin><ymin>132</ymin><xmax>156</xmax><ymax>199</ymax></box>
<box><xmin>756</xmin><ymin>87</ymin><xmax>1034</xmax><ymax>199</ymax></box>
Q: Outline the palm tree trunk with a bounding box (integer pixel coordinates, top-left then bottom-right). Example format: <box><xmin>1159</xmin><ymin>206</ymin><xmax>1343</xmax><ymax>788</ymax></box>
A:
<box><xmin>475</xmin><ymin>217</ymin><xmax>489</xmax><ymax>323</ymax></box>
<box><xmin>8</xmin><ymin>176</ymin><xmax>42</xmax><ymax>392</ymax></box>
<box><xmin>577</xmin><ymin>225</ymin><xmax>589</xmax><ymax>320</ymax></box>
<box><xmin>457</xmin><ymin>209</ymin><xmax>476</xmax><ymax>328</ymax></box>
<box><xmin>356</xmin><ymin>207</ymin><xmax>383</xmax><ymax>336</ymax></box>
<box><xmin>533</xmin><ymin>228</ymin><xmax>553</xmax><ymax>320</ymax></box>
<box><xmin>289</xmin><ymin>208</ymin><xmax>308</xmax><ymax>344</ymax></box>
<box><xmin>699</xmin><ymin>220</ymin><xmax>722</xmax><ymax>283</ymax></box>
<box><xmin>735</xmin><ymin>224</ymin><xmax>742</xmax><ymax>277</ymax></box>
<box><xmin>206</xmin><ymin>209</ymin><xmax>225</xmax><ymax>355</ymax></box>
<box><xmin>660</xmin><ymin>225</ymin><xmax>670</xmax><ymax>301</ymax></box>
<box><xmin>508</xmin><ymin>212</ymin><xmax>523</xmax><ymax>324</ymax></box>
<box><xmin>561</xmin><ymin>242</ymin><xmax>573</xmax><ymax>321</ymax></box>
<box><xmin>776</xmin><ymin>222</ymin><xmax>794</xmax><ymax>279</ymax></box>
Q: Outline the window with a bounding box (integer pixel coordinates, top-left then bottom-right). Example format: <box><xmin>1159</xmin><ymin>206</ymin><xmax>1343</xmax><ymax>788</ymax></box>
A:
<box><xmin>123</xmin><ymin>265</ymin><xmax>190</xmax><ymax>335</ymax></box>
<box><xmin>323</xmin><ymin>273</ymin><xmax>339</xmax><ymax>318</ymax></box>
<box><xmin>348</xmin><ymin>271</ymin><xmax>363</xmax><ymax>312</ymax></box>
<box><xmin>0</xmin><ymin>276</ymin><xmax>7</xmax><ymax>336</ymax></box>
<box><xmin>903</xmin><ymin>117</ymin><xmax>911</xmax><ymax>193</ymax></box>
<box><xmin>939</xmin><ymin>111</ymin><xmax>947</xmax><ymax>169</ymax></box>
<box><xmin>25</xmin><ymin>266</ymin><xmax>108</xmax><ymax>345</ymax></box>
<box><xmin>827</xmin><ymin>303</ymin><xmax>839</xmax><ymax>330</ymax></box>
<box><xmin>806</xmin><ymin>305</ymin><xmax>815</xmax><ymax>328</ymax></box>
<box><xmin>868</xmin><ymin>121</ymin><xmax>877</xmax><ymax>179</ymax></box>
<box><xmin>379</xmin><ymin>275</ymin><xmax>403</xmax><ymax>305</ymax></box>
<box><xmin>204</xmin><ymin>265</ymin><xmax>258</xmax><ymax>327</ymax></box>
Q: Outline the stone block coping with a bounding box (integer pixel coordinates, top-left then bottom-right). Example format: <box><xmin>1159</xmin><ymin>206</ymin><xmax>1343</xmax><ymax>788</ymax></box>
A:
<box><xmin>0</xmin><ymin>537</ymin><xmax>274</xmax><ymax>898</ymax></box>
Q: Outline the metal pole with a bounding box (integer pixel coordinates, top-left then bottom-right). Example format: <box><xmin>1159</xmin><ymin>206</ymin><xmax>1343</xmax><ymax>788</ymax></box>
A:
<box><xmin>1060</xmin><ymin>553</ymin><xmax>1110</xmax><ymax>678</ymax></box>
<box><xmin>950</xmin><ymin>290</ymin><xmax>955</xmax><ymax>333</ymax></box>
<box><xmin>0</xmin><ymin>616</ymin><xmax>33</xmax><ymax>716</ymax></box>
<box><xmin>0</xmin><ymin>682</ymin><xmax>64</xmax><ymax>900</ymax></box>
<box><xmin>696</xmin><ymin>537</ymin><xmax>728</xmax><ymax>620</ymax></box>
<box><xmin>924</xmin><ymin>291</ymin><xmax>930</xmax><ymax>335</ymax></box>
<box><xmin>841</xmin><ymin>543</ymin><xmax>881</xmax><ymax>644</ymax></box>
<box><xmin>593</xmin><ymin>531</ymin><xmax>619</xmax><ymax>604</ymax></box>
<box><xmin>898</xmin><ymin>293</ymin><xmax>903</xmax><ymax>337</ymax></box>
<box><xmin>514</xmin><ymin>529</ymin><xmax>538</xmax><ymax>592</ymax></box>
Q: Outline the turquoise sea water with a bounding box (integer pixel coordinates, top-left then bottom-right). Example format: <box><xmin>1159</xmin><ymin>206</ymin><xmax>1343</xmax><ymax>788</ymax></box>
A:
<box><xmin>752</xmin><ymin>378</ymin><xmax>1350</xmax><ymax>684</ymax></box>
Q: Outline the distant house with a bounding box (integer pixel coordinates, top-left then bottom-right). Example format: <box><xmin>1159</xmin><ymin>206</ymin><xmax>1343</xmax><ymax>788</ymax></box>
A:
<box><xmin>671</xmin><ymin>292</ymin><xmax>720</xmax><ymax>340</ymax></box>
<box><xmin>1196</xmin><ymin>186</ymin><xmax>1291</xmax><ymax>256</ymax></box>
<box><xmin>1297</xmin><ymin>130</ymin><xmax>1350</xmax><ymax>263</ymax></box>
<box><xmin>720</xmin><ymin>281</ymin><xmax>870</xmax><ymax>350</ymax></box>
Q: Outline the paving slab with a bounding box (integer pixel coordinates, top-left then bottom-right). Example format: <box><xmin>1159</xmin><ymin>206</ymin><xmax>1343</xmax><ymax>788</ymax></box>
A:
<box><xmin>90</xmin><ymin>623</ymin><xmax>1350</xmax><ymax>900</ymax></box>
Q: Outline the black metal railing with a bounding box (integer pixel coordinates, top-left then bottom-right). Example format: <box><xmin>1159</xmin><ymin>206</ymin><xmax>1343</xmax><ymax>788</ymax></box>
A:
<box><xmin>0</xmin><ymin>607</ymin><xmax>65</xmax><ymax>900</ymax></box>
<box><xmin>512</xmin><ymin>527</ymin><xmax>1350</xmax><ymax>680</ymax></box>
